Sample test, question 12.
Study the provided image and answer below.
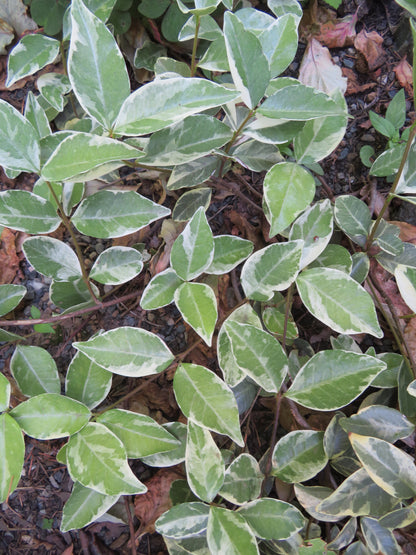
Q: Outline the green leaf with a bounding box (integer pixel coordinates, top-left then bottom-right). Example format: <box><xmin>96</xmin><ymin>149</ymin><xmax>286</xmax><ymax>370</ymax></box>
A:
<box><xmin>262</xmin><ymin>292</ymin><xmax>298</xmax><ymax>338</ymax></box>
<box><xmin>173</xmin><ymin>363</ymin><xmax>244</xmax><ymax>446</ymax></box>
<box><xmin>334</xmin><ymin>195</ymin><xmax>372</xmax><ymax>247</ymax></box>
<box><xmin>0</xmin><ymin>413</ymin><xmax>25</xmax><ymax>502</ymax></box>
<box><xmin>395</xmin><ymin>0</ymin><xmax>416</xmax><ymax>17</ymax></box>
<box><xmin>294</xmin><ymin>485</ymin><xmax>342</xmax><ymax>523</ymax></box>
<box><xmin>96</xmin><ymin>408</ymin><xmax>180</xmax><ymax>458</ymax></box>
<box><xmin>271</xmin><ymin>430</ymin><xmax>328</xmax><ymax>483</ymax></box>
<box><xmin>296</xmin><ymin>268</ymin><xmax>383</xmax><ymax>337</ymax></box>
<box><xmin>386</xmin><ymin>89</ymin><xmax>406</xmax><ymax>129</ymax></box>
<box><xmin>285</xmin><ymin>350</ymin><xmax>386</xmax><ymax>410</ymax></box>
<box><xmin>237</xmin><ymin>498</ymin><xmax>305</xmax><ymax>540</ymax></box>
<box><xmin>167</xmin><ymin>156</ymin><xmax>218</xmax><ymax>191</ymax></box>
<box><xmin>241</xmin><ymin>240</ymin><xmax>303</xmax><ymax>301</ymax></box>
<box><xmin>350</xmin><ymin>252</ymin><xmax>370</xmax><ymax>283</ymax></box>
<box><xmin>178</xmin><ymin>14</ymin><xmax>222</xmax><ymax>41</ymax></box>
<box><xmin>133</xmin><ymin>40</ymin><xmax>167</xmax><ymax>71</ymax></box>
<box><xmin>154</xmin><ymin>56</ymin><xmax>192</xmax><ymax>77</ymax></box>
<box><xmin>259</xmin><ymin>16</ymin><xmax>299</xmax><ymax>78</ymax></box>
<box><xmin>263</xmin><ymin>162</ymin><xmax>315</xmax><ymax>236</ymax></box>
<box><xmin>223</xmin><ymin>11</ymin><xmax>270</xmax><ymax>109</ymax></box>
<box><xmin>50</xmin><ymin>278</ymin><xmax>97</xmax><ymax>310</ymax></box>
<box><xmin>114</xmin><ymin>77</ymin><xmax>239</xmax><ymax>136</ymax></box>
<box><xmin>172</xmin><ymin>188</ymin><xmax>212</xmax><ymax>222</ymax></box>
<box><xmin>174</xmin><ymin>282</ymin><xmax>217</xmax><ymax>346</ymax></box>
<box><xmin>206</xmin><ymin>235</ymin><xmax>253</xmax><ymax>275</ymax></box>
<box><xmin>0</xmin><ymin>373</ymin><xmax>10</xmax><ymax>411</ymax></box>
<box><xmin>37</xmin><ymin>72</ymin><xmax>71</xmax><ymax>112</ymax></box>
<box><xmin>268</xmin><ymin>0</ymin><xmax>303</xmax><ymax>18</ymax></box>
<box><xmin>22</xmin><ymin>236</ymin><xmax>82</xmax><ymax>281</ymax></box>
<box><xmin>140</xmin><ymin>269</ymin><xmax>184</xmax><ymax>310</ymax></box>
<box><xmin>68</xmin><ymin>0</ymin><xmax>130</xmax><ymax>129</ymax></box>
<box><xmin>198</xmin><ymin>36</ymin><xmax>229</xmax><ymax>72</ymax></box>
<box><xmin>24</xmin><ymin>92</ymin><xmax>51</xmax><ymax>139</ymax></box>
<box><xmin>373</xmin><ymin>220</ymin><xmax>403</xmax><ymax>256</ymax></box>
<box><xmin>219</xmin><ymin>454</ymin><xmax>262</xmax><ymax>505</ymax></box>
<box><xmin>71</xmin><ymin>190</ymin><xmax>170</xmax><ymax>239</ymax></box>
<box><xmin>89</xmin><ymin>246</ymin><xmax>143</xmax><ymax>285</ymax></box>
<box><xmin>177</xmin><ymin>0</ymin><xmax>221</xmax><ymax>16</ymax></box>
<box><xmin>371</xmin><ymin>352</ymin><xmax>403</xmax><ymax>388</ymax></box>
<box><xmin>207</xmin><ymin>506</ymin><xmax>259</xmax><ymax>555</ymax></box>
<box><xmin>73</xmin><ymin>326</ymin><xmax>174</xmax><ymax>377</ymax></box>
<box><xmin>142</xmin><ymin>115</ymin><xmax>233</xmax><ymax>166</ymax></box>
<box><xmin>224</xmin><ymin>321</ymin><xmax>288</xmax><ymax>392</ymax></box>
<box><xmin>309</xmin><ymin>244</ymin><xmax>353</xmax><ymax>273</ymax></box>
<box><xmin>369</xmin><ymin>111</ymin><xmax>396</xmax><ymax>138</ymax></box>
<box><xmin>61</xmin><ymin>481</ymin><xmax>119</xmax><ymax>532</ymax></box>
<box><xmin>395</xmin><ymin>265</ymin><xmax>416</xmax><ymax>312</ymax></box>
<box><xmin>370</xmin><ymin>143</ymin><xmax>405</xmax><ymax>178</ymax></box>
<box><xmin>65</xmin><ymin>351</ymin><xmax>112</xmax><ymax>410</ymax></box>
<box><xmin>361</xmin><ymin>517</ymin><xmax>401</xmax><ymax>554</ymax></box>
<box><xmin>6</xmin><ymin>34</ymin><xmax>59</xmax><ymax>87</ymax></box>
<box><xmin>156</xmin><ymin>502</ymin><xmax>210</xmax><ymax>539</ymax></box>
<box><xmin>349</xmin><ymin>433</ymin><xmax>416</xmax><ymax>499</ymax></box>
<box><xmin>258</xmin><ymin>84</ymin><xmax>346</xmax><ymax>120</ymax></box>
<box><xmin>0</xmin><ymin>329</ymin><xmax>22</xmax><ymax>344</ymax></box>
<box><xmin>185</xmin><ymin>421</ymin><xmax>225</xmax><ymax>502</ymax></box>
<box><xmin>0</xmin><ymin>191</ymin><xmax>60</xmax><ymax>234</ymax></box>
<box><xmin>379</xmin><ymin>503</ymin><xmax>416</xmax><ymax>530</ymax></box>
<box><xmin>0</xmin><ymin>99</ymin><xmax>40</xmax><ymax>173</ymax></box>
<box><xmin>10</xmin><ymin>345</ymin><xmax>61</xmax><ymax>397</ymax></box>
<box><xmin>0</xmin><ymin>284</ymin><xmax>26</xmax><ymax>318</ymax></box>
<box><xmin>42</xmin><ymin>132</ymin><xmax>141</xmax><ymax>182</ymax></box>
<box><xmin>327</xmin><ymin>518</ymin><xmax>357</xmax><ymax>552</ymax></box>
<box><xmin>10</xmin><ymin>393</ymin><xmax>91</xmax><ymax>440</ymax></box>
<box><xmin>66</xmin><ymin>422</ymin><xmax>147</xmax><ymax>495</ymax></box>
<box><xmin>289</xmin><ymin>200</ymin><xmax>333</xmax><ymax>269</ymax></box>
<box><xmin>140</xmin><ymin>422</ymin><xmax>187</xmax><ymax>467</ymax></box>
<box><xmin>230</xmin><ymin>140</ymin><xmax>283</xmax><ymax>172</ymax></box>
<box><xmin>170</xmin><ymin>206</ymin><xmax>214</xmax><ymax>280</ymax></box>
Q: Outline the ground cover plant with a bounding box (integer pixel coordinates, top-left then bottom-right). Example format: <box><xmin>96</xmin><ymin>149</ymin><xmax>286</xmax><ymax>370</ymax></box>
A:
<box><xmin>1</xmin><ymin>0</ymin><xmax>416</xmax><ymax>552</ymax></box>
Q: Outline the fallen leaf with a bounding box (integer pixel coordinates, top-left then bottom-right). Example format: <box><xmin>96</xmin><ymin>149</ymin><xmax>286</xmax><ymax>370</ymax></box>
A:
<box><xmin>0</xmin><ymin>17</ymin><xmax>14</xmax><ymax>55</ymax></box>
<box><xmin>316</xmin><ymin>13</ymin><xmax>357</xmax><ymax>48</ymax></box>
<box><xmin>354</xmin><ymin>29</ymin><xmax>385</xmax><ymax>72</ymax></box>
<box><xmin>134</xmin><ymin>469</ymin><xmax>183</xmax><ymax>535</ymax></box>
<box><xmin>342</xmin><ymin>67</ymin><xmax>375</xmax><ymax>95</ymax></box>
<box><xmin>390</xmin><ymin>221</ymin><xmax>416</xmax><ymax>244</ymax></box>
<box><xmin>299</xmin><ymin>38</ymin><xmax>347</xmax><ymax>96</ymax></box>
<box><xmin>0</xmin><ymin>228</ymin><xmax>20</xmax><ymax>284</ymax></box>
<box><xmin>394</xmin><ymin>57</ymin><xmax>413</xmax><ymax>96</ymax></box>
<box><xmin>61</xmin><ymin>547</ymin><xmax>74</xmax><ymax>555</ymax></box>
<box><xmin>0</xmin><ymin>0</ymin><xmax>37</xmax><ymax>37</ymax></box>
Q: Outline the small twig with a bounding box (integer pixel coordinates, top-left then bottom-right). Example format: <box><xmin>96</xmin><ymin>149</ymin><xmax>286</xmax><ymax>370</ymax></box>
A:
<box><xmin>124</xmin><ymin>496</ymin><xmax>137</xmax><ymax>555</ymax></box>
<box><xmin>210</xmin><ymin>177</ymin><xmax>263</xmax><ymax>213</ymax></box>
<box><xmin>234</xmin><ymin>173</ymin><xmax>263</xmax><ymax>200</ymax></box>
<box><xmin>315</xmin><ymin>174</ymin><xmax>335</xmax><ymax>201</ymax></box>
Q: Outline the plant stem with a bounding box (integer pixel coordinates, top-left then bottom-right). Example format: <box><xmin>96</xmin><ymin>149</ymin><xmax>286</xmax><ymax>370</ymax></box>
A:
<box><xmin>46</xmin><ymin>182</ymin><xmax>100</xmax><ymax>304</ymax></box>
<box><xmin>282</xmin><ymin>284</ymin><xmax>294</xmax><ymax>353</ymax></box>
<box><xmin>218</xmin><ymin>108</ymin><xmax>257</xmax><ymax>175</ymax></box>
<box><xmin>190</xmin><ymin>15</ymin><xmax>201</xmax><ymax>77</ymax></box>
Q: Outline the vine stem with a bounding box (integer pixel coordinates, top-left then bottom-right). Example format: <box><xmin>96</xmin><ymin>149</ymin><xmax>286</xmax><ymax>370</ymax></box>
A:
<box><xmin>190</xmin><ymin>15</ymin><xmax>201</xmax><ymax>77</ymax></box>
<box><xmin>45</xmin><ymin>181</ymin><xmax>100</xmax><ymax>304</ymax></box>
<box><xmin>218</xmin><ymin>108</ymin><xmax>257</xmax><ymax>175</ymax></box>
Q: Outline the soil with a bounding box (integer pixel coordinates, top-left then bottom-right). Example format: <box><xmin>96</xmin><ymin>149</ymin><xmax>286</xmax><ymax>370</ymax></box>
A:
<box><xmin>0</xmin><ymin>0</ymin><xmax>415</xmax><ymax>553</ymax></box>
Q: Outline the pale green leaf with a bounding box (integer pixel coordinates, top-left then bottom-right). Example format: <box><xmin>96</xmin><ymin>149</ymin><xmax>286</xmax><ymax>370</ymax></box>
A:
<box><xmin>0</xmin><ymin>284</ymin><xmax>26</xmax><ymax>318</ymax></box>
<box><xmin>334</xmin><ymin>195</ymin><xmax>372</xmax><ymax>247</ymax></box>
<box><xmin>327</xmin><ymin>518</ymin><xmax>357</xmax><ymax>552</ymax></box>
<box><xmin>167</xmin><ymin>156</ymin><xmax>218</xmax><ymax>191</ymax></box>
<box><xmin>140</xmin><ymin>269</ymin><xmax>184</xmax><ymax>310</ymax></box>
<box><xmin>156</xmin><ymin>502</ymin><xmax>210</xmax><ymax>539</ymax></box>
<box><xmin>219</xmin><ymin>454</ymin><xmax>262</xmax><ymax>504</ymax></box>
<box><xmin>10</xmin><ymin>345</ymin><xmax>60</xmax><ymax>397</ymax></box>
<box><xmin>177</xmin><ymin>0</ymin><xmax>221</xmax><ymax>16</ymax></box>
<box><xmin>0</xmin><ymin>413</ymin><xmax>25</xmax><ymax>502</ymax></box>
<box><xmin>89</xmin><ymin>246</ymin><xmax>143</xmax><ymax>285</ymax></box>
<box><xmin>230</xmin><ymin>140</ymin><xmax>283</xmax><ymax>172</ymax></box>
<box><xmin>361</xmin><ymin>517</ymin><xmax>401</xmax><ymax>554</ymax></box>
<box><xmin>294</xmin><ymin>485</ymin><xmax>342</xmax><ymax>523</ymax></box>
<box><xmin>370</xmin><ymin>143</ymin><xmax>405</xmax><ymax>178</ymax></box>
<box><xmin>178</xmin><ymin>14</ymin><xmax>222</xmax><ymax>41</ymax></box>
<box><xmin>309</xmin><ymin>244</ymin><xmax>352</xmax><ymax>273</ymax></box>
<box><xmin>207</xmin><ymin>506</ymin><xmax>259</xmax><ymax>555</ymax></box>
<box><xmin>379</xmin><ymin>504</ymin><xmax>416</xmax><ymax>530</ymax></box>
<box><xmin>22</xmin><ymin>236</ymin><xmax>82</xmax><ymax>281</ymax></box>
<box><xmin>268</xmin><ymin>0</ymin><xmax>303</xmax><ymax>18</ymax></box>
<box><xmin>0</xmin><ymin>190</ymin><xmax>59</xmax><ymax>234</ymax></box>
<box><xmin>140</xmin><ymin>422</ymin><xmax>187</xmax><ymax>468</ymax></box>
<box><xmin>198</xmin><ymin>36</ymin><xmax>229</xmax><ymax>72</ymax></box>
<box><xmin>172</xmin><ymin>188</ymin><xmax>212</xmax><ymax>222</ymax></box>
<box><xmin>285</xmin><ymin>350</ymin><xmax>386</xmax><ymax>410</ymax></box>
<box><xmin>50</xmin><ymin>278</ymin><xmax>97</xmax><ymax>310</ymax></box>
<box><xmin>37</xmin><ymin>72</ymin><xmax>71</xmax><ymax>112</ymax></box>
<box><xmin>65</xmin><ymin>351</ymin><xmax>112</xmax><ymax>410</ymax></box>
<box><xmin>259</xmin><ymin>14</ymin><xmax>299</xmax><ymax>77</ymax></box>
<box><xmin>174</xmin><ymin>282</ymin><xmax>217</xmax><ymax>346</ymax></box>
<box><xmin>24</xmin><ymin>91</ymin><xmax>51</xmax><ymax>139</ymax></box>
<box><xmin>262</xmin><ymin>292</ymin><xmax>298</xmax><ymax>338</ymax></box>
<box><xmin>0</xmin><ymin>373</ymin><xmax>10</xmax><ymax>411</ymax></box>
<box><xmin>73</xmin><ymin>326</ymin><xmax>174</xmax><ymax>377</ymax></box>
<box><xmin>206</xmin><ymin>235</ymin><xmax>253</xmax><ymax>275</ymax></box>
<box><xmin>395</xmin><ymin>265</ymin><xmax>416</xmax><ymax>312</ymax></box>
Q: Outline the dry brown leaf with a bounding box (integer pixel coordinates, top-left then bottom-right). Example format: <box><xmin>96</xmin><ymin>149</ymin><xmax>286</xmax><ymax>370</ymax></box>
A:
<box><xmin>354</xmin><ymin>29</ymin><xmax>385</xmax><ymax>72</ymax></box>
<box><xmin>61</xmin><ymin>547</ymin><xmax>74</xmax><ymax>555</ymax></box>
<box><xmin>134</xmin><ymin>469</ymin><xmax>183</xmax><ymax>535</ymax></box>
<box><xmin>342</xmin><ymin>67</ymin><xmax>375</xmax><ymax>96</ymax></box>
<box><xmin>0</xmin><ymin>227</ymin><xmax>20</xmax><ymax>284</ymax></box>
<box><xmin>299</xmin><ymin>38</ymin><xmax>347</xmax><ymax>96</ymax></box>
<box><xmin>390</xmin><ymin>221</ymin><xmax>416</xmax><ymax>244</ymax></box>
<box><xmin>394</xmin><ymin>57</ymin><xmax>413</xmax><ymax>96</ymax></box>
<box><xmin>0</xmin><ymin>0</ymin><xmax>36</xmax><ymax>37</ymax></box>
<box><xmin>315</xmin><ymin>13</ymin><xmax>357</xmax><ymax>48</ymax></box>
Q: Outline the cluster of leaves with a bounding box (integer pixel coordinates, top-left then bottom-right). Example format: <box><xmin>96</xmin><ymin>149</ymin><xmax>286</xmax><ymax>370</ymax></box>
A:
<box><xmin>0</xmin><ymin>0</ymin><xmax>416</xmax><ymax>552</ymax></box>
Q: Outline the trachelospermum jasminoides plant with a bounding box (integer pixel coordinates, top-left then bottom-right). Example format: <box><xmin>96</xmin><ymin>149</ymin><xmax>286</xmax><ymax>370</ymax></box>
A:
<box><xmin>0</xmin><ymin>0</ymin><xmax>416</xmax><ymax>551</ymax></box>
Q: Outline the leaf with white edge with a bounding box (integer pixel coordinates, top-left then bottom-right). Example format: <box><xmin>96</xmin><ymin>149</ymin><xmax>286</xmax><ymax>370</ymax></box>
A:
<box><xmin>334</xmin><ymin>195</ymin><xmax>372</xmax><ymax>247</ymax></box>
<box><xmin>259</xmin><ymin>14</ymin><xmax>299</xmax><ymax>78</ymax></box>
<box><xmin>0</xmin><ymin>373</ymin><xmax>10</xmax><ymax>411</ymax></box>
<box><xmin>10</xmin><ymin>393</ymin><xmax>90</xmax><ymax>440</ymax></box>
<box><xmin>262</xmin><ymin>292</ymin><xmax>298</xmax><ymax>338</ymax></box>
<box><xmin>178</xmin><ymin>14</ymin><xmax>222</xmax><ymax>41</ymax></box>
<box><xmin>164</xmin><ymin>535</ymin><xmax>210</xmax><ymax>554</ymax></box>
<box><xmin>217</xmin><ymin>304</ymin><xmax>262</xmax><ymax>387</ymax></box>
<box><xmin>206</xmin><ymin>235</ymin><xmax>253</xmax><ymax>275</ymax></box>
<box><xmin>271</xmin><ymin>430</ymin><xmax>328</xmax><ymax>483</ymax></box>
<box><xmin>37</xmin><ymin>73</ymin><xmax>71</xmax><ymax>112</ymax></box>
<box><xmin>114</xmin><ymin>77</ymin><xmax>239</xmax><ymax>136</ymax></box>
<box><xmin>349</xmin><ymin>433</ymin><xmax>416</xmax><ymax>499</ymax></box>
<box><xmin>66</xmin><ymin>422</ymin><xmax>147</xmax><ymax>496</ymax></box>
<box><xmin>24</xmin><ymin>91</ymin><xmax>51</xmax><ymax>139</ymax></box>
<box><xmin>395</xmin><ymin>265</ymin><xmax>416</xmax><ymax>312</ymax></box>
<box><xmin>224</xmin><ymin>321</ymin><xmax>288</xmax><ymax>392</ymax></box>
<box><xmin>309</xmin><ymin>243</ymin><xmax>352</xmax><ymax>273</ymax></box>
<box><xmin>268</xmin><ymin>0</ymin><xmax>303</xmax><ymax>18</ymax></box>
<box><xmin>167</xmin><ymin>156</ymin><xmax>218</xmax><ymax>191</ymax></box>
<box><xmin>0</xmin><ymin>99</ymin><xmax>40</xmax><ymax>173</ymax></box>
<box><xmin>207</xmin><ymin>506</ymin><xmax>259</xmax><ymax>555</ymax></box>
<box><xmin>0</xmin><ymin>190</ymin><xmax>60</xmax><ymax>234</ymax></box>
<box><xmin>173</xmin><ymin>188</ymin><xmax>212</xmax><ymax>223</ymax></box>
<box><xmin>237</xmin><ymin>498</ymin><xmax>305</xmax><ymax>540</ymax></box>
<box><xmin>177</xmin><ymin>0</ymin><xmax>221</xmax><ymax>15</ymax></box>
<box><xmin>0</xmin><ymin>413</ymin><xmax>25</xmax><ymax>503</ymax></box>
<box><xmin>296</xmin><ymin>268</ymin><xmax>383</xmax><ymax>337</ymax></box>
<box><xmin>327</xmin><ymin>518</ymin><xmax>357</xmax><ymax>552</ymax></box>
<box><xmin>140</xmin><ymin>269</ymin><xmax>184</xmax><ymax>310</ymax></box>
<box><xmin>241</xmin><ymin>240</ymin><xmax>303</xmax><ymax>301</ymax></box>
<box><xmin>285</xmin><ymin>350</ymin><xmax>386</xmax><ymax>410</ymax></box>
<box><xmin>258</xmin><ymin>84</ymin><xmax>346</xmax><ymax>120</ymax></box>
<box><xmin>6</xmin><ymin>34</ymin><xmax>60</xmax><ymax>87</ymax></box>
<box><xmin>140</xmin><ymin>422</ymin><xmax>187</xmax><ymax>467</ymax></box>
<box><xmin>185</xmin><ymin>421</ymin><xmax>224</xmax><ymax>502</ymax></box>
<box><xmin>65</xmin><ymin>351</ymin><xmax>112</xmax><ymax>410</ymax></box>
<box><xmin>0</xmin><ymin>329</ymin><xmax>22</xmax><ymax>344</ymax></box>
<box><xmin>294</xmin><ymin>485</ymin><xmax>342</xmax><ymax>523</ymax></box>
<box><xmin>62</xmin><ymin>182</ymin><xmax>84</xmax><ymax>216</ymax></box>
<box><xmin>230</xmin><ymin>139</ymin><xmax>283</xmax><ymax>172</ymax></box>
<box><xmin>156</xmin><ymin>502</ymin><xmax>210</xmax><ymax>539</ymax></box>
<box><xmin>22</xmin><ymin>236</ymin><xmax>82</xmax><ymax>282</ymax></box>
<box><xmin>379</xmin><ymin>504</ymin><xmax>416</xmax><ymax>530</ymax></box>
<box><xmin>96</xmin><ymin>408</ymin><xmax>180</xmax><ymax>458</ymax></box>
<box><xmin>72</xmin><ymin>190</ymin><xmax>170</xmax><ymax>239</ymax></box>
<box><xmin>68</xmin><ymin>0</ymin><xmax>130</xmax><ymax>129</ymax></box>
<box><xmin>0</xmin><ymin>284</ymin><xmax>26</xmax><ymax>317</ymax></box>
<box><xmin>170</xmin><ymin>206</ymin><xmax>214</xmax><ymax>280</ymax></box>
<box><xmin>408</xmin><ymin>380</ymin><xmax>416</xmax><ymax>397</ymax></box>
<box><xmin>289</xmin><ymin>200</ymin><xmax>333</xmax><ymax>269</ymax></box>
<box><xmin>371</xmin><ymin>352</ymin><xmax>403</xmax><ymax>389</ymax></box>
<box><xmin>73</xmin><ymin>326</ymin><xmax>174</xmax><ymax>377</ymax></box>
<box><xmin>219</xmin><ymin>454</ymin><xmax>262</xmax><ymax>505</ymax></box>
<box><xmin>10</xmin><ymin>345</ymin><xmax>60</xmax><ymax>397</ymax></box>
<box><xmin>50</xmin><ymin>278</ymin><xmax>98</xmax><ymax>310</ymax></box>
<box><xmin>174</xmin><ymin>282</ymin><xmax>217</xmax><ymax>346</ymax></box>
<box><xmin>173</xmin><ymin>363</ymin><xmax>244</xmax><ymax>446</ymax></box>
<box><xmin>61</xmin><ymin>481</ymin><xmax>119</xmax><ymax>532</ymax></box>
<box><xmin>372</xmin><ymin>219</ymin><xmax>403</xmax><ymax>256</ymax></box>
<box><xmin>142</xmin><ymin>115</ymin><xmax>233</xmax><ymax>166</ymax></box>
<box><xmin>223</xmin><ymin>11</ymin><xmax>270</xmax><ymax>109</ymax></box>
<box><xmin>263</xmin><ymin>162</ymin><xmax>315</xmax><ymax>236</ymax></box>
<box><xmin>89</xmin><ymin>246</ymin><xmax>143</xmax><ymax>285</ymax></box>
<box><xmin>340</xmin><ymin>405</ymin><xmax>415</xmax><ymax>443</ymax></box>
<box><xmin>198</xmin><ymin>36</ymin><xmax>229</xmax><ymax>72</ymax></box>
<box><xmin>396</xmin><ymin>135</ymin><xmax>416</xmax><ymax>193</ymax></box>
<box><xmin>361</xmin><ymin>517</ymin><xmax>401</xmax><ymax>555</ymax></box>
<box><xmin>42</xmin><ymin>133</ymin><xmax>140</xmax><ymax>183</ymax></box>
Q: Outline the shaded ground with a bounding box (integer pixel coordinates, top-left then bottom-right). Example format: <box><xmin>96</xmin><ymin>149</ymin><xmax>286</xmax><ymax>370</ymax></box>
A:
<box><xmin>0</xmin><ymin>0</ymin><xmax>415</xmax><ymax>553</ymax></box>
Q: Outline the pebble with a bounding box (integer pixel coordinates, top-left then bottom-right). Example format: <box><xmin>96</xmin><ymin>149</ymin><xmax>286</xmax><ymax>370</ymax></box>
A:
<box><xmin>343</xmin><ymin>57</ymin><xmax>355</xmax><ymax>69</ymax></box>
<box><xmin>361</xmin><ymin>133</ymin><xmax>375</xmax><ymax>142</ymax></box>
<box><xmin>338</xmin><ymin>148</ymin><xmax>349</xmax><ymax>160</ymax></box>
